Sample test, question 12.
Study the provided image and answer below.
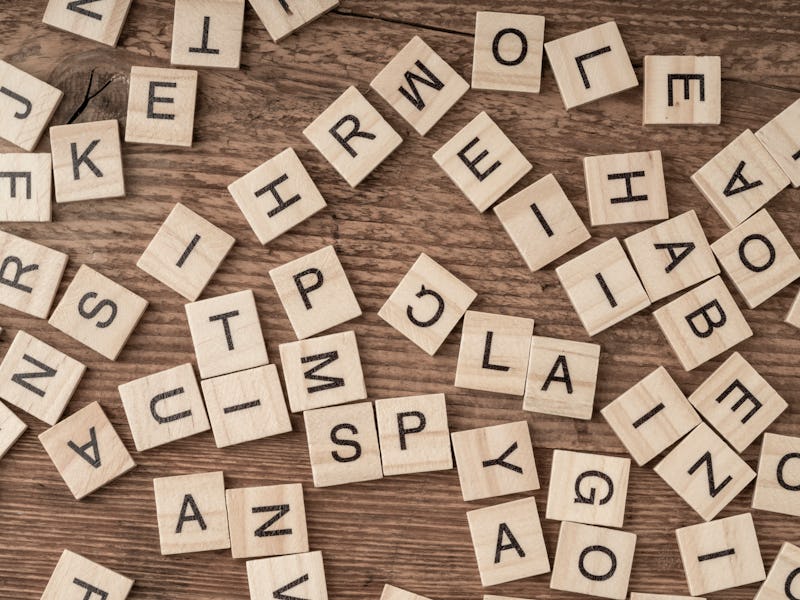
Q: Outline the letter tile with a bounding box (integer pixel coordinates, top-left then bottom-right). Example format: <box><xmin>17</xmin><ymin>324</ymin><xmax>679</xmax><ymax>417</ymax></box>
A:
<box><xmin>754</xmin><ymin>542</ymin><xmax>800</xmax><ymax>599</ymax></box>
<box><xmin>752</xmin><ymin>433</ymin><xmax>800</xmax><ymax>517</ymax></box>
<box><xmin>756</xmin><ymin>97</ymin><xmax>800</xmax><ymax>188</ymax></box>
<box><xmin>0</xmin><ymin>60</ymin><xmax>63</xmax><ymax>151</ymax></box>
<box><xmin>247</xmin><ymin>551</ymin><xmax>328</xmax><ymax>600</ymax></box>
<box><xmin>171</xmin><ymin>0</ymin><xmax>245</xmax><ymax>69</ymax></box>
<box><xmin>43</xmin><ymin>0</ymin><xmax>132</xmax><ymax>46</ymax></box>
<box><xmin>0</xmin><ymin>400</ymin><xmax>26</xmax><ymax>460</ymax></box>
<box><xmin>249</xmin><ymin>0</ymin><xmax>338</xmax><ymax>42</ymax></box>
<box><xmin>643</xmin><ymin>56</ymin><xmax>721</xmax><ymax>125</ymax></box>
<box><xmin>381</xmin><ymin>586</ymin><xmax>433</xmax><ymax>600</ymax></box>
<box><xmin>0</xmin><ymin>153</ymin><xmax>52</xmax><ymax>221</ymax></box>
<box><xmin>41</xmin><ymin>549</ymin><xmax>133</xmax><ymax>600</ymax></box>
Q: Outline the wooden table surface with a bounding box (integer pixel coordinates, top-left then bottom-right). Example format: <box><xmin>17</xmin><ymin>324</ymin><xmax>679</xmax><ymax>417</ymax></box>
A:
<box><xmin>1</xmin><ymin>1</ymin><xmax>799</xmax><ymax>598</ymax></box>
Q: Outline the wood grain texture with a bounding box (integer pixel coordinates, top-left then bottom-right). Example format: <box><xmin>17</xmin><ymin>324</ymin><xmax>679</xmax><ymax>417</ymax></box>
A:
<box><xmin>0</xmin><ymin>1</ymin><xmax>799</xmax><ymax>598</ymax></box>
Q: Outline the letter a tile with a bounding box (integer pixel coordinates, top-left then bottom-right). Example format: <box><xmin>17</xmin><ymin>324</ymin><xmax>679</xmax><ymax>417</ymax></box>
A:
<box><xmin>0</xmin><ymin>60</ymin><xmax>63</xmax><ymax>151</ymax></box>
<box><xmin>247</xmin><ymin>551</ymin><xmax>328</xmax><ymax>600</ymax></box>
<box><xmin>41</xmin><ymin>550</ymin><xmax>134</xmax><ymax>600</ymax></box>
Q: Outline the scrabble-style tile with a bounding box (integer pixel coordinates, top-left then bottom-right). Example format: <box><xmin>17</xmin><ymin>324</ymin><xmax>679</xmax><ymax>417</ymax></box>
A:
<box><xmin>201</xmin><ymin>364</ymin><xmax>291</xmax><ymax>448</ymax></box>
<box><xmin>467</xmin><ymin>497</ymin><xmax>550</xmax><ymax>586</ymax></box>
<box><xmin>371</xmin><ymin>35</ymin><xmax>469</xmax><ymax>136</ymax></box>
<box><xmin>247</xmin><ymin>551</ymin><xmax>328</xmax><ymax>600</ymax></box>
<box><xmin>523</xmin><ymin>336</ymin><xmax>600</xmax><ymax>420</ymax></box>
<box><xmin>375</xmin><ymin>393</ymin><xmax>452</xmax><ymax>476</ymax></box>
<box><xmin>544</xmin><ymin>21</ymin><xmax>638</xmax><ymax>110</ymax></box>
<box><xmin>689</xmin><ymin>352</ymin><xmax>786</xmax><ymax>453</ymax></box>
<box><xmin>643</xmin><ymin>56</ymin><xmax>721</xmax><ymax>125</ymax></box>
<box><xmin>654</xmin><ymin>422</ymin><xmax>756</xmax><ymax>521</ymax></box>
<box><xmin>228</xmin><ymin>148</ymin><xmax>326</xmax><ymax>245</ymax></box>
<box><xmin>550</xmin><ymin>521</ymin><xmax>636</xmax><ymax>600</ymax></box>
<box><xmin>787</xmin><ymin>290</ymin><xmax>800</xmax><ymax>329</ymax></box>
<box><xmin>631</xmin><ymin>594</ymin><xmax>701</xmax><ymax>600</ymax></box>
<box><xmin>624</xmin><ymin>210</ymin><xmax>719</xmax><ymax>302</ymax></box>
<box><xmin>556</xmin><ymin>238</ymin><xmax>651</xmax><ymax>336</ymax></box>
<box><xmin>653</xmin><ymin>276</ymin><xmax>752</xmax><ymax>370</ymax></box>
<box><xmin>43</xmin><ymin>0</ymin><xmax>132</xmax><ymax>45</ymax></box>
<box><xmin>494</xmin><ymin>173</ymin><xmax>591</xmax><ymax>272</ymax></box>
<box><xmin>756</xmin><ymin>97</ymin><xmax>800</xmax><ymax>188</ymax></box>
<box><xmin>454</xmin><ymin>311</ymin><xmax>534</xmax><ymax>396</ymax></box>
<box><xmin>381</xmin><ymin>585</ymin><xmax>432</xmax><ymax>600</ymax></box>
<box><xmin>39</xmin><ymin>401</ymin><xmax>136</xmax><ymax>500</ymax></box>
<box><xmin>472</xmin><ymin>12</ymin><xmax>545</xmax><ymax>93</ymax></box>
<box><xmin>0</xmin><ymin>400</ymin><xmax>26</xmax><ymax>460</ymax></box>
<box><xmin>0</xmin><ymin>330</ymin><xmax>85</xmax><ymax>425</ymax></box>
<box><xmin>711</xmin><ymin>209</ymin><xmax>800</xmax><ymax>308</ymax></box>
<box><xmin>378</xmin><ymin>253</ymin><xmax>476</xmax><ymax>355</ymax></box>
<box><xmin>226</xmin><ymin>483</ymin><xmax>308</xmax><ymax>559</ymax></box>
<box><xmin>601</xmin><ymin>366</ymin><xmax>700</xmax><ymax>466</ymax></box>
<box><xmin>304</xmin><ymin>402</ymin><xmax>383</xmax><ymax>487</ymax></box>
<box><xmin>279</xmin><ymin>330</ymin><xmax>366</xmax><ymax>413</ymax></box>
<box><xmin>752</xmin><ymin>433</ymin><xmax>800</xmax><ymax>517</ymax></box>
<box><xmin>0</xmin><ymin>230</ymin><xmax>68</xmax><ymax>318</ymax></box>
<box><xmin>0</xmin><ymin>153</ymin><xmax>52</xmax><ymax>221</ymax></box>
<box><xmin>584</xmin><ymin>151</ymin><xmax>669</xmax><ymax>226</ymax></box>
<box><xmin>118</xmin><ymin>363</ymin><xmax>210</xmax><ymax>452</ymax></box>
<box><xmin>754</xmin><ymin>542</ymin><xmax>800</xmax><ymax>600</ymax></box>
<box><xmin>137</xmin><ymin>203</ymin><xmax>235</xmax><ymax>301</ymax></box>
<box><xmin>125</xmin><ymin>66</ymin><xmax>198</xmax><ymax>147</ymax></box>
<box><xmin>0</xmin><ymin>60</ymin><xmax>62</xmax><ymax>151</ymax></box>
<box><xmin>303</xmin><ymin>86</ymin><xmax>402</xmax><ymax>187</ymax></box>
<box><xmin>546</xmin><ymin>449</ymin><xmax>631</xmax><ymax>527</ymax></box>
<box><xmin>48</xmin><ymin>265</ymin><xmax>148</xmax><ymax>361</ymax></box>
<box><xmin>171</xmin><ymin>0</ymin><xmax>245</xmax><ymax>69</ymax></box>
<box><xmin>675</xmin><ymin>513</ymin><xmax>765</xmax><ymax>596</ymax></box>
<box><xmin>433</xmin><ymin>111</ymin><xmax>532</xmax><ymax>212</ymax></box>
<box><xmin>41</xmin><ymin>549</ymin><xmax>134</xmax><ymax>600</ymax></box>
<box><xmin>249</xmin><ymin>0</ymin><xmax>338</xmax><ymax>42</ymax></box>
<box><xmin>269</xmin><ymin>245</ymin><xmax>362</xmax><ymax>340</ymax></box>
<box><xmin>50</xmin><ymin>119</ymin><xmax>125</xmax><ymax>203</ymax></box>
<box><xmin>185</xmin><ymin>289</ymin><xmax>268</xmax><ymax>379</ymax></box>
<box><xmin>452</xmin><ymin>421</ymin><xmax>539</xmax><ymax>501</ymax></box>
<box><xmin>692</xmin><ymin>129</ymin><xmax>790</xmax><ymax>228</ymax></box>
<box><xmin>153</xmin><ymin>470</ymin><xmax>230</xmax><ymax>555</ymax></box>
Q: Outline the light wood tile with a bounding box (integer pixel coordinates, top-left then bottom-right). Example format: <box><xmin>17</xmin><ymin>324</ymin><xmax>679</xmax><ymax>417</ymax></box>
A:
<box><xmin>0</xmin><ymin>153</ymin><xmax>52</xmax><ymax>221</ymax></box>
<box><xmin>643</xmin><ymin>56</ymin><xmax>721</xmax><ymax>125</ymax></box>
<box><xmin>0</xmin><ymin>60</ymin><xmax>62</xmax><ymax>151</ymax></box>
<box><xmin>754</xmin><ymin>542</ymin><xmax>800</xmax><ymax>600</ymax></box>
<box><xmin>249</xmin><ymin>0</ymin><xmax>338</xmax><ymax>42</ymax></box>
<box><xmin>381</xmin><ymin>585</ymin><xmax>432</xmax><ymax>600</ymax></box>
<box><xmin>43</xmin><ymin>0</ymin><xmax>132</xmax><ymax>46</ymax></box>
<box><xmin>41</xmin><ymin>549</ymin><xmax>133</xmax><ymax>600</ymax></box>
<box><xmin>0</xmin><ymin>400</ymin><xmax>26</xmax><ymax>461</ymax></box>
<box><xmin>171</xmin><ymin>0</ymin><xmax>244</xmax><ymax>69</ymax></box>
<box><xmin>247</xmin><ymin>551</ymin><xmax>328</xmax><ymax>600</ymax></box>
<box><xmin>756</xmin><ymin>97</ymin><xmax>800</xmax><ymax>188</ymax></box>
<box><xmin>752</xmin><ymin>433</ymin><xmax>800</xmax><ymax>517</ymax></box>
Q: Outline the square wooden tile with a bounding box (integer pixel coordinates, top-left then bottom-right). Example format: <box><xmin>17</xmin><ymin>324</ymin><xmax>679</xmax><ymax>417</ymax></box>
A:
<box><xmin>692</xmin><ymin>129</ymin><xmax>790</xmax><ymax>228</ymax></box>
<box><xmin>0</xmin><ymin>60</ymin><xmax>62</xmax><ymax>151</ymax></box>
<box><xmin>279</xmin><ymin>330</ymin><xmax>366</xmax><ymax>413</ymax></box>
<box><xmin>200</xmin><ymin>364</ymin><xmax>291</xmax><ymax>448</ymax></box>
<box><xmin>49</xmin><ymin>264</ymin><xmax>148</xmax><ymax>361</ymax></box>
<box><xmin>467</xmin><ymin>497</ymin><xmax>550</xmax><ymax>586</ymax></box>
<box><xmin>523</xmin><ymin>335</ymin><xmax>600</xmax><ymax>420</ymax></box>
<box><xmin>584</xmin><ymin>151</ymin><xmax>669</xmax><ymax>226</ymax></box>
<box><xmin>378</xmin><ymin>252</ymin><xmax>476</xmax><ymax>355</ymax></box>
<box><xmin>269</xmin><ymin>245</ymin><xmax>362</xmax><ymax>339</ymax></box>
<box><xmin>711</xmin><ymin>208</ymin><xmax>800</xmax><ymax>308</ymax></box>
<box><xmin>249</xmin><ymin>0</ymin><xmax>338</xmax><ymax>42</ymax></box>
<box><xmin>226</xmin><ymin>482</ymin><xmax>308</xmax><ymax>559</ymax></box>
<box><xmin>118</xmin><ymin>363</ymin><xmax>210</xmax><ymax>452</ymax></box>
<box><xmin>472</xmin><ymin>12</ymin><xmax>545</xmax><ymax>93</ymax></box>
<box><xmin>375</xmin><ymin>393</ymin><xmax>452</xmax><ymax>476</ymax></box>
<box><xmin>50</xmin><ymin>119</ymin><xmax>125</xmax><ymax>203</ymax></box>
<box><xmin>653</xmin><ymin>276</ymin><xmax>753</xmax><ymax>370</ymax></box>
<box><xmin>452</xmin><ymin>420</ymin><xmax>539</xmax><ymax>501</ymax></box>
<box><xmin>0</xmin><ymin>153</ymin><xmax>52</xmax><ymax>221</ymax></box>
<box><xmin>433</xmin><ymin>111</ymin><xmax>532</xmax><ymax>212</ymax></box>
<box><xmin>41</xmin><ymin>549</ymin><xmax>134</xmax><ymax>600</ymax></box>
<box><xmin>125</xmin><ymin>66</ymin><xmax>198</xmax><ymax>147</ymax></box>
<box><xmin>624</xmin><ymin>210</ymin><xmax>719</xmax><ymax>302</ymax></box>
<box><xmin>185</xmin><ymin>289</ymin><xmax>268</xmax><ymax>379</ymax></box>
<box><xmin>630</xmin><ymin>593</ymin><xmax>702</xmax><ymax>600</ymax></box>
<box><xmin>0</xmin><ymin>400</ymin><xmax>26</xmax><ymax>460</ymax></box>
<box><xmin>546</xmin><ymin>449</ymin><xmax>631</xmax><ymax>527</ymax></box>
<box><xmin>153</xmin><ymin>470</ymin><xmax>230</xmax><ymax>555</ymax></box>
<box><xmin>494</xmin><ymin>173</ymin><xmax>590</xmax><ymax>272</ymax></box>
<box><xmin>550</xmin><ymin>521</ymin><xmax>636</xmax><ymax>600</ymax></box>
<box><xmin>454</xmin><ymin>310</ymin><xmax>534</xmax><ymax>396</ymax></box>
<box><xmin>171</xmin><ymin>0</ymin><xmax>244</xmax><ymax>69</ymax></box>
<box><xmin>754</xmin><ymin>542</ymin><xmax>800</xmax><ymax>599</ymax></box>
<box><xmin>304</xmin><ymin>401</ymin><xmax>383</xmax><ymax>487</ymax></box>
<box><xmin>756</xmin><ymin>97</ymin><xmax>800</xmax><ymax>188</ymax></box>
<box><xmin>381</xmin><ymin>585</ymin><xmax>432</xmax><ymax>600</ymax></box>
<box><xmin>228</xmin><ymin>148</ymin><xmax>326</xmax><ymax>245</ymax></box>
<box><xmin>556</xmin><ymin>238</ymin><xmax>651</xmax><ymax>336</ymax></box>
<box><xmin>39</xmin><ymin>401</ymin><xmax>136</xmax><ymax>500</ymax></box>
<box><xmin>544</xmin><ymin>21</ymin><xmax>638</xmax><ymax>110</ymax></box>
<box><xmin>752</xmin><ymin>433</ymin><xmax>800</xmax><ymax>517</ymax></box>
<box><xmin>643</xmin><ymin>56</ymin><xmax>721</xmax><ymax>125</ymax></box>
<box><xmin>654</xmin><ymin>422</ymin><xmax>756</xmax><ymax>521</ymax></box>
<box><xmin>0</xmin><ymin>330</ymin><xmax>85</xmax><ymax>425</ymax></box>
<box><xmin>0</xmin><ymin>230</ymin><xmax>68</xmax><ymax>318</ymax></box>
<box><xmin>371</xmin><ymin>35</ymin><xmax>468</xmax><ymax>136</ymax></box>
<box><xmin>601</xmin><ymin>366</ymin><xmax>700</xmax><ymax>466</ymax></box>
<box><xmin>43</xmin><ymin>0</ymin><xmax>132</xmax><ymax>46</ymax></box>
<box><xmin>303</xmin><ymin>86</ymin><xmax>401</xmax><ymax>187</ymax></box>
<box><xmin>675</xmin><ymin>513</ymin><xmax>765</xmax><ymax>596</ymax></box>
<box><xmin>787</xmin><ymin>290</ymin><xmax>800</xmax><ymax>329</ymax></box>
<box><xmin>137</xmin><ymin>203</ymin><xmax>235</xmax><ymax>301</ymax></box>
<box><xmin>247</xmin><ymin>551</ymin><xmax>328</xmax><ymax>600</ymax></box>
